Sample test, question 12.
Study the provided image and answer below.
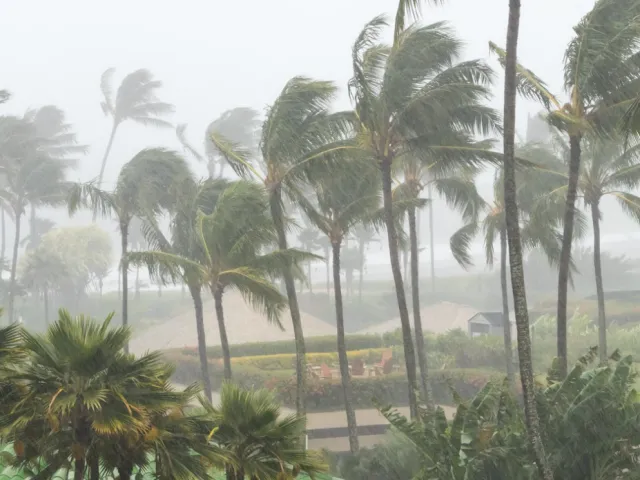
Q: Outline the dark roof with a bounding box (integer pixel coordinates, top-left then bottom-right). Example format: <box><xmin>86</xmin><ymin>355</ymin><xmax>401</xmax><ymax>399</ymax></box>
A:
<box><xmin>469</xmin><ymin>312</ymin><xmax>504</xmax><ymax>326</ymax></box>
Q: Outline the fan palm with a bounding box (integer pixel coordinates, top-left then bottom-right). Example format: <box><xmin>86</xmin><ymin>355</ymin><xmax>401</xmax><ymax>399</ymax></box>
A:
<box><xmin>3</xmin><ymin>310</ymin><xmax>180</xmax><ymax>480</ymax></box>
<box><xmin>67</xmin><ymin>148</ymin><xmax>190</xmax><ymax>351</ymax></box>
<box><xmin>203</xmin><ymin>382</ymin><xmax>326</xmax><ymax>480</ymax></box>
<box><xmin>490</xmin><ymin>0</ymin><xmax>640</xmax><ymax>377</ymax></box>
<box><xmin>348</xmin><ymin>14</ymin><xmax>499</xmax><ymax>416</ymax></box>
<box><xmin>97</xmin><ymin>68</ymin><xmax>174</xmax><ymax>191</ymax></box>
<box><xmin>130</xmin><ymin>180</ymin><xmax>307</xmax><ymax>382</ymax></box>
<box><xmin>499</xmin><ymin>0</ymin><xmax>552</xmax><ymax>476</ymax></box>
<box><xmin>296</xmin><ymin>160</ymin><xmax>382</xmax><ymax>454</ymax></box>
<box><xmin>209</xmin><ymin>78</ymin><xmax>354</xmax><ymax>417</ymax></box>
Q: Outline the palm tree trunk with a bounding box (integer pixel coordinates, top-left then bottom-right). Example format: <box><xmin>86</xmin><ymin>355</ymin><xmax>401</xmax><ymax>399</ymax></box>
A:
<box><xmin>408</xmin><ymin>206</ymin><xmax>432</xmax><ymax>407</ymax></box>
<box><xmin>591</xmin><ymin>201</ymin><xmax>607</xmax><ymax>363</ymax></box>
<box><xmin>135</xmin><ymin>265</ymin><xmax>140</xmax><ymax>300</ymax></box>
<box><xmin>557</xmin><ymin>134</ymin><xmax>582</xmax><ymax>378</ymax></box>
<box><xmin>189</xmin><ymin>283</ymin><xmax>212</xmax><ymax>401</ymax></box>
<box><xmin>503</xmin><ymin>1</ymin><xmax>552</xmax><ymax>478</ymax></box>
<box><xmin>96</xmin><ymin>122</ymin><xmax>118</xmax><ymax>192</ymax></box>
<box><xmin>270</xmin><ymin>190</ymin><xmax>307</xmax><ymax>416</ymax></box>
<box><xmin>8</xmin><ymin>209</ymin><xmax>21</xmax><ymax>324</ymax></box>
<box><xmin>88</xmin><ymin>451</ymin><xmax>99</xmax><ymax>480</ymax></box>
<box><xmin>499</xmin><ymin>227</ymin><xmax>515</xmax><ymax>386</ymax></box>
<box><xmin>381</xmin><ymin>159</ymin><xmax>419</xmax><ymax>418</ymax></box>
<box><xmin>324</xmin><ymin>245</ymin><xmax>330</xmax><ymax>295</ymax></box>
<box><xmin>120</xmin><ymin>222</ymin><xmax>129</xmax><ymax>353</ymax></box>
<box><xmin>1</xmin><ymin>207</ymin><xmax>6</xmax><ymax>275</ymax></box>
<box><xmin>29</xmin><ymin>205</ymin><xmax>36</xmax><ymax>250</ymax></box>
<box><xmin>157</xmin><ymin>282</ymin><xmax>162</xmax><ymax>297</ymax></box>
<box><xmin>331</xmin><ymin>240</ymin><xmax>359</xmax><ymax>453</ymax></box>
<box><xmin>358</xmin><ymin>240</ymin><xmax>365</xmax><ymax>303</ymax></box>
<box><xmin>74</xmin><ymin>457</ymin><xmax>85</xmax><ymax>480</ymax></box>
<box><xmin>427</xmin><ymin>183</ymin><xmax>436</xmax><ymax>292</ymax></box>
<box><xmin>44</xmin><ymin>289</ymin><xmax>49</xmax><ymax>326</ymax></box>
<box><xmin>214</xmin><ymin>287</ymin><xmax>232</xmax><ymax>380</ymax></box>
<box><xmin>308</xmin><ymin>261</ymin><xmax>313</xmax><ymax>294</ymax></box>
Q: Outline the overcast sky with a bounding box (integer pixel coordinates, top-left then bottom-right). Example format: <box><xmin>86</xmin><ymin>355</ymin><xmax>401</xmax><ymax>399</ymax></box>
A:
<box><xmin>3</xmin><ymin>0</ymin><xmax>636</xmax><ymax>272</ymax></box>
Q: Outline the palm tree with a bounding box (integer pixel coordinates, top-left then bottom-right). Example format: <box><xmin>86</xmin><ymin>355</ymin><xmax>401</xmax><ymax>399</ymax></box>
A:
<box><xmin>451</xmin><ymin>149</ymin><xmax>568</xmax><ymax>385</ymax></box>
<box><xmin>4</xmin><ymin>310</ymin><xmax>178</xmax><ymax>480</ymax></box>
<box><xmin>204</xmin><ymin>382</ymin><xmax>326</xmax><ymax>480</ymax></box>
<box><xmin>297</xmin><ymin>218</ymin><xmax>322</xmax><ymax>294</ymax></box>
<box><xmin>348</xmin><ymin>14</ymin><xmax>499</xmax><ymax>417</ymax></box>
<box><xmin>352</xmin><ymin>225</ymin><xmax>378</xmax><ymax>302</ymax></box>
<box><xmin>0</xmin><ymin>108</ymin><xmax>83</xmax><ymax>323</ymax></box>
<box><xmin>205</xmin><ymin>108</ymin><xmax>260</xmax><ymax>179</ymax></box>
<box><xmin>210</xmin><ymin>77</ymin><xmax>354</xmax><ymax>417</ymax></box>
<box><xmin>131</xmin><ymin>180</ymin><xmax>305</xmax><ymax>382</ymax></box>
<box><xmin>490</xmin><ymin>0</ymin><xmax>640</xmax><ymax>377</ymax></box>
<box><xmin>127</xmin><ymin>177</ymin><xmax>228</xmax><ymax>401</ymax></box>
<box><xmin>551</xmin><ymin>137</ymin><xmax>640</xmax><ymax>362</ymax></box>
<box><xmin>500</xmin><ymin>0</ymin><xmax>552</xmax><ymax>476</ymax></box>
<box><xmin>296</xmin><ymin>161</ymin><xmax>381</xmax><ymax>454</ymax></box>
<box><xmin>96</xmin><ymin>68</ymin><xmax>174</xmax><ymax>191</ymax></box>
<box><xmin>68</xmin><ymin>148</ymin><xmax>190</xmax><ymax>352</ymax></box>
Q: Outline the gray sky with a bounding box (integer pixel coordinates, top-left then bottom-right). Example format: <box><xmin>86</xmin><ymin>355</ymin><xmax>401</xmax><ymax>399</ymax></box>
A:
<box><xmin>4</xmin><ymin>0</ymin><xmax>636</xmax><ymax>275</ymax></box>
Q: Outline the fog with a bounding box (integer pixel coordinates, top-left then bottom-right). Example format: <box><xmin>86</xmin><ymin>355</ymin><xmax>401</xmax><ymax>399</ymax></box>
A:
<box><xmin>6</xmin><ymin>0</ymin><xmax>634</xmax><ymax>280</ymax></box>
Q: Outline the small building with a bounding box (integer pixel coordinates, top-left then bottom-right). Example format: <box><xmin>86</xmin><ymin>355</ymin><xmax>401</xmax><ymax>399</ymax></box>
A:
<box><xmin>468</xmin><ymin>312</ymin><xmax>507</xmax><ymax>337</ymax></box>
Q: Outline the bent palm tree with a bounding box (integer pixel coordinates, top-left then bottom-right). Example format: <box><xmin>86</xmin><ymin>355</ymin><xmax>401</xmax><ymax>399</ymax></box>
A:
<box><xmin>131</xmin><ymin>181</ymin><xmax>306</xmax><ymax>382</ymax></box>
<box><xmin>68</xmin><ymin>148</ymin><xmax>190</xmax><ymax>352</ymax></box>
<box><xmin>349</xmin><ymin>14</ymin><xmax>499</xmax><ymax>416</ymax></box>
<box><xmin>210</xmin><ymin>77</ymin><xmax>354</xmax><ymax>416</ymax></box>
<box><xmin>490</xmin><ymin>0</ymin><xmax>640</xmax><ymax>376</ymax></box>
<box><xmin>297</xmin><ymin>160</ymin><xmax>382</xmax><ymax>453</ymax></box>
<box><xmin>97</xmin><ymin>68</ymin><xmax>173</xmax><ymax>192</ymax></box>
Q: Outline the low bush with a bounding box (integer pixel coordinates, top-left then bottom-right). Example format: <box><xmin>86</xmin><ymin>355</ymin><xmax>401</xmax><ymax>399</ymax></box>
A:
<box><xmin>164</xmin><ymin>350</ymin><xmax>498</xmax><ymax>411</ymax></box>
<box><xmin>232</xmin><ymin>348</ymin><xmax>392</xmax><ymax>370</ymax></box>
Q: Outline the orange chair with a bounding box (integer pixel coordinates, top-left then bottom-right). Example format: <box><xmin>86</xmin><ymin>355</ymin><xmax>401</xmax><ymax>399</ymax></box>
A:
<box><xmin>320</xmin><ymin>363</ymin><xmax>332</xmax><ymax>379</ymax></box>
<box><xmin>351</xmin><ymin>358</ymin><xmax>365</xmax><ymax>376</ymax></box>
<box><xmin>374</xmin><ymin>349</ymin><xmax>392</xmax><ymax>369</ymax></box>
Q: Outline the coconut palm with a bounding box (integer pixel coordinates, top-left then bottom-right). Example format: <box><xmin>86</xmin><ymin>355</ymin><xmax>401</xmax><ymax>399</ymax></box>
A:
<box><xmin>67</xmin><ymin>148</ymin><xmax>190</xmax><ymax>352</ymax></box>
<box><xmin>3</xmin><ymin>310</ymin><xmax>181</xmax><ymax>480</ymax></box>
<box><xmin>490</xmin><ymin>0</ymin><xmax>640</xmax><ymax>377</ymax></box>
<box><xmin>0</xmin><ymin>108</ymin><xmax>83</xmax><ymax>323</ymax></box>
<box><xmin>296</xmin><ymin>161</ymin><xmax>382</xmax><ymax>454</ymax></box>
<box><xmin>0</xmin><ymin>90</ymin><xmax>9</xmax><ymax>105</ymax></box>
<box><xmin>96</xmin><ymin>68</ymin><xmax>174</xmax><ymax>191</ymax></box>
<box><xmin>351</xmin><ymin>225</ymin><xmax>379</xmax><ymax>302</ymax></box>
<box><xmin>128</xmin><ymin>177</ymin><xmax>228</xmax><ymax>401</ymax></box>
<box><xmin>131</xmin><ymin>180</ymin><xmax>308</xmax><ymax>382</ymax></box>
<box><xmin>500</xmin><ymin>0</ymin><xmax>552</xmax><ymax>476</ymax></box>
<box><xmin>297</xmin><ymin>218</ymin><xmax>322</xmax><ymax>294</ymax></box>
<box><xmin>203</xmin><ymin>382</ymin><xmax>326</xmax><ymax>480</ymax></box>
<box><xmin>209</xmin><ymin>78</ymin><xmax>354</xmax><ymax>417</ymax></box>
<box><xmin>451</xmin><ymin>147</ymin><xmax>571</xmax><ymax>385</ymax></box>
<box><xmin>348</xmin><ymin>14</ymin><xmax>499</xmax><ymax>416</ymax></box>
<box><xmin>205</xmin><ymin>108</ymin><xmax>261</xmax><ymax>179</ymax></box>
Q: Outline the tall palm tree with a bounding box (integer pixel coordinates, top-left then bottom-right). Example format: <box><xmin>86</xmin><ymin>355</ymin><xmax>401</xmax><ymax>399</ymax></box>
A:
<box><xmin>97</xmin><ymin>68</ymin><xmax>174</xmax><ymax>191</ymax></box>
<box><xmin>209</xmin><ymin>77</ymin><xmax>354</xmax><ymax>417</ymax></box>
<box><xmin>352</xmin><ymin>225</ymin><xmax>378</xmax><ymax>302</ymax></box>
<box><xmin>296</xmin><ymin>161</ymin><xmax>381</xmax><ymax>454</ymax></box>
<box><xmin>490</xmin><ymin>0</ymin><xmax>640</xmax><ymax>376</ymax></box>
<box><xmin>501</xmin><ymin>0</ymin><xmax>552</xmax><ymax>476</ymax></box>
<box><xmin>395</xmin><ymin>160</ymin><xmax>483</xmax><ymax>403</ymax></box>
<box><xmin>131</xmin><ymin>180</ymin><xmax>306</xmax><ymax>382</ymax></box>
<box><xmin>297</xmin><ymin>218</ymin><xmax>322</xmax><ymax>294</ymax></box>
<box><xmin>203</xmin><ymin>382</ymin><xmax>326</xmax><ymax>480</ymax></box>
<box><xmin>451</xmin><ymin>147</ymin><xmax>569</xmax><ymax>385</ymax></box>
<box><xmin>128</xmin><ymin>177</ymin><xmax>228</xmax><ymax>401</ymax></box>
<box><xmin>0</xmin><ymin>107</ymin><xmax>83</xmax><ymax>323</ymax></box>
<box><xmin>348</xmin><ymin>14</ymin><xmax>499</xmax><ymax>416</ymax></box>
<box><xmin>68</xmin><ymin>148</ymin><xmax>190</xmax><ymax>352</ymax></box>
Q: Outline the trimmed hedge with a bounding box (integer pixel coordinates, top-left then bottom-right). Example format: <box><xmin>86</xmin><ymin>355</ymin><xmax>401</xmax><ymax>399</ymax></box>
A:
<box><xmin>165</xmin><ymin>350</ymin><xmax>500</xmax><ymax>411</ymax></box>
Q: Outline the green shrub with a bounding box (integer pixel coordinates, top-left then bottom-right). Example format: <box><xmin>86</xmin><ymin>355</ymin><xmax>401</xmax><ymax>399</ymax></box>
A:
<box><xmin>164</xmin><ymin>350</ymin><xmax>498</xmax><ymax>411</ymax></box>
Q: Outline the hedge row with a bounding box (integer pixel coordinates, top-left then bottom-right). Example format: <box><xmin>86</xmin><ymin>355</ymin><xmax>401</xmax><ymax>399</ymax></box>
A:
<box><xmin>165</xmin><ymin>350</ymin><xmax>501</xmax><ymax>411</ymax></box>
